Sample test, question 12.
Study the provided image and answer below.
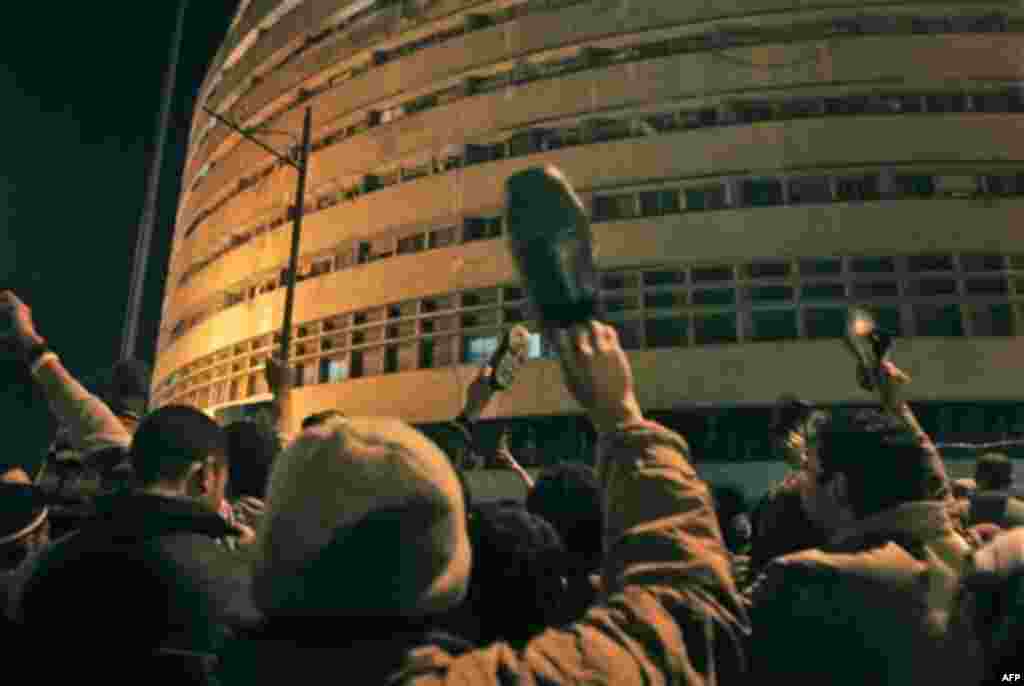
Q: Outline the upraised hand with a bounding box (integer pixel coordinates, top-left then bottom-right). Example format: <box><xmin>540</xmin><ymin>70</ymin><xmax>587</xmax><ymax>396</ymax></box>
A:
<box><xmin>549</xmin><ymin>321</ymin><xmax>642</xmax><ymax>433</ymax></box>
<box><xmin>0</xmin><ymin>290</ymin><xmax>46</xmax><ymax>352</ymax></box>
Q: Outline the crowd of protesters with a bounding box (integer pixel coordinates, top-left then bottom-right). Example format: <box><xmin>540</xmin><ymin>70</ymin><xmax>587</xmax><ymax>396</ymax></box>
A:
<box><xmin>2</xmin><ymin>170</ymin><xmax>1024</xmax><ymax>685</ymax></box>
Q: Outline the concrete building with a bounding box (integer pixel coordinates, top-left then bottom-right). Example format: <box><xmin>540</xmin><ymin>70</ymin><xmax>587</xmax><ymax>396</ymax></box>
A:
<box><xmin>154</xmin><ymin>0</ymin><xmax>1024</xmax><ymax>489</ymax></box>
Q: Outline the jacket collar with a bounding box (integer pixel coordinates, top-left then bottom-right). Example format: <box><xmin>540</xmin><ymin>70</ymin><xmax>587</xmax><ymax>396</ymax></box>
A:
<box><xmin>89</xmin><ymin>491</ymin><xmax>234</xmax><ymax>540</ymax></box>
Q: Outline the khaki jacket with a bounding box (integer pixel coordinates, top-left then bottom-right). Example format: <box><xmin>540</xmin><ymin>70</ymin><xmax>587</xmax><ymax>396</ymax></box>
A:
<box><xmin>222</xmin><ymin>421</ymin><xmax>751</xmax><ymax>685</ymax></box>
<box><xmin>749</xmin><ymin>501</ymin><xmax>986</xmax><ymax>686</ymax></box>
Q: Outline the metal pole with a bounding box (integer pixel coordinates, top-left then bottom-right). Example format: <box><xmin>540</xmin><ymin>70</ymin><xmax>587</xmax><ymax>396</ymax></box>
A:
<box><xmin>278</xmin><ymin>108</ymin><xmax>313</xmax><ymax>370</ymax></box>
<box><xmin>122</xmin><ymin>0</ymin><xmax>190</xmax><ymax>361</ymax></box>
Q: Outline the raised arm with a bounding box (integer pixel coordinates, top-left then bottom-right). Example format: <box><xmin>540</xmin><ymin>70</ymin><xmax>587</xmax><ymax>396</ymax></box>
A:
<box><xmin>492</xmin><ymin>429</ymin><xmax>534</xmax><ymax>489</ymax></box>
<box><xmin>412</xmin><ymin>322</ymin><xmax>749</xmax><ymax>686</ymax></box>
<box><xmin>1</xmin><ymin>291</ymin><xmax>131</xmax><ymax>457</ymax></box>
<box><xmin>263</xmin><ymin>356</ymin><xmax>295</xmax><ymax>446</ymax></box>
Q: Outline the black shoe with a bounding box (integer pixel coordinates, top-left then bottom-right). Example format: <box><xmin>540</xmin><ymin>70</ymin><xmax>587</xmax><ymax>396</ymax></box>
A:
<box><xmin>505</xmin><ymin>166</ymin><xmax>602</xmax><ymax>329</ymax></box>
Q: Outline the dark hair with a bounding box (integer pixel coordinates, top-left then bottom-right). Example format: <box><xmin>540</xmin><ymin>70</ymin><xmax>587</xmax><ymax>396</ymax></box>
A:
<box><xmin>976</xmin><ymin>453</ymin><xmax>1014</xmax><ymax>490</ymax></box>
<box><xmin>526</xmin><ymin>462</ymin><xmax>602</xmax><ymax>567</ymax></box>
<box><xmin>224</xmin><ymin>421</ymin><xmax>279</xmax><ymax>499</ymax></box>
<box><xmin>301</xmin><ymin>410</ymin><xmax>346</xmax><ymax>430</ymax></box>
<box><xmin>466</xmin><ymin>504</ymin><xmax>566</xmax><ymax>645</ymax></box>
<box><xmin>130</xmin><ymin>406</ymin><xmax>226</xmax><ymax>486</ymax></box>
<box><xmin>816</xmin><ymin>409</ymin><xmax>941</xmax><ymax>518</ymax></box>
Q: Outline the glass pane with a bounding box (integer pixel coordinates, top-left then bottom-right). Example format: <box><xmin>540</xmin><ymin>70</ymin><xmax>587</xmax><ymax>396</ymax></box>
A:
<box><xmin>914</xmin><ymin>304</ymin><xmax>964</xmax><ymax>336</ymax></box>
<box><xmin>835</xmin><ymin>175</ymin><xmax>880</xmax><ymax>201</ymax></box>
<box><xmin>747</xmin><ymin>286</ymin><xmax>794</xmax><ymax>302</ymax></box>
<box><xmin>749</xmin><ymin>310</ymin><xmax>798</xmax><ymax>341</ymax></box>
<box><xmin>852</xmin><ymin>281</ymin><xmax>899</xmax><ymax>298</ymax></box>
<box><xmin>906</xmin><ymin>279</ymin><xmax>957</xmax><ymax>297</ymax></box>
<box><xmin>692</xmin><ymin>266</ymin><xmax>733</xmax><ymax>283</ymax></box>
<box><xmin>971</xmin><ymin>304</ymin><xmax>1014</xmax><ymax>336</ymax></box>
<box><xmin>907</xmin><ymin>254</ymin><xmax>954</xmax><ymax>272</ymax></box>
<box><xmin>891</xmin><ymin>175</ymin><xmax>935</xmax><ymax>197</ymax></box>
<box><xmin>644</xmin><ymin>292</ymin><xmax>686</xmax><ymax>309</ymax></box>
<box><xmin>692</xmin><ymin>288</ymin><xmax>735</xmax><ymax>306</ymax></box>
<box><xmin>745</xmin><ymin>262</ymin><xmax>791</xmax><ymax>279</ymax></box>
<box><xmin>801</xmin><ymin>283</ymin><xmax>845</xmax><ymax>301</ymax></box>
<box><xmin>643</xmin><ymin>270</ymin><xmax>686</xmax><ymax>287</ymax></box>
<box><xmin>645</xmin><ymin>317</ymin><xmax>689</xmax><ymax>348</ymax></box>
<box><xmin>960</xmin><ymin>254</ymin><xmax>1004</xmax><ymax>272</ymax></box>
<box><xmin>799</xmin><ymin>258</ymin><xmax>842</xmax><ymax>276</ymax></box>
<box><xmin>462</xmin><ymin>334</ymin><xmax>500</xmax><ymax>364</ymax></box>
<box><xmin>850</xmin><ymin>256</ymin><xmax>895</xmax><ymax>273</ymax></box>
<box><xmin>873</xmin><ymin>306</ymin><xmax>903</xmax><ymax>336</ymax></box>
<box><xmin>804</xmin><ymin>308</ymin><xmax>846</xmax><ymax>339</ymax></box>
<box><xmin>694</xmin><ymin>313</ymin><xmax>738</xmax><ymax>344</ymax></box>
<box><xmin>609</xmin><ymin>320</ymin><xmax>643</xmax><ymax>350</ymax></box>
<box><xmin>964</xmin><ymin>277</ymin><xmax>1008</xmax><ymax>295</ymax></box>
<box><xmin>743</xmin><ymin>179</ymin><xmax>784</xmax><ymax>207</ymax></box>
<box><xmin>685</xmin><ymin>186</ymin><xmax>726</xmax><ymax>211</ymax></box>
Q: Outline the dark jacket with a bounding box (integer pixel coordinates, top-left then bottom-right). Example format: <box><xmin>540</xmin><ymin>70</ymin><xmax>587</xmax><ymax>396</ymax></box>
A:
<box><xmin>17</xmin><ymin>491</ymin><xmax>262</xmax><ymax>656</ymax></box>
<box><xmin>750</xmin><ymin>478</ymin><xmax>827</xmax><ymax>574</ymax></box>
<box><xmin>220</xmin><ymin>420</ymin><xmax>751</xmax><ymax>686</ymax></box>
<box><xmin>749</xmin><ymin>501</ymin><xmax>985</xmax><ymax>686</ymax></box>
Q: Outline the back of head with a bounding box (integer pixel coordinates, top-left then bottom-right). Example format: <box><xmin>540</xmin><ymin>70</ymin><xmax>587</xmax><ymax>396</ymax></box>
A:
<box><xmin>131</xmin><ymin>406</ymin><xmax>226</xmax><ymax>487</ymax></box>
<box><xmin>253</xmin><ymin>417</ymin><xmax>471</xmax><ymax>619</ymax></box>
<box><xmin>466</xmin><ymin>503</ymin><xmax>566</xmax><ymax>644</ymax></box>
<box><xmin>976</xmin><ymin>453</ymin><xmax>1014</xmax><ymax>491</ymax></box>
<box><xmin>817</xmin><ymin>409</ymin><xmax>941</xmax><ymax>519</ymax></box>
<box><xmin>526</xmin><ymin>462</ymin><xmax>602</xmax><ymax>567</ymax></box>
<box><xmin>224</xmin><ymin>420</ymin><xmax>279</xmax><ymax>499</ymax></box>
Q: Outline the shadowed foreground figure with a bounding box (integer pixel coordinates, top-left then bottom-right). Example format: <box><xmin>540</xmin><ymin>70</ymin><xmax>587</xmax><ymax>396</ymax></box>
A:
<box><xmin>220</xmin><ymin>319</ymin><xmax>749</xmax><ymax>685</ymax></box>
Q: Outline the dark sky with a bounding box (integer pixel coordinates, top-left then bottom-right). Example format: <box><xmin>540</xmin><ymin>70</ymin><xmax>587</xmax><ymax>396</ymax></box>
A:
<box><xmin>1</xmin><ymin>2</ymin><xmax>239</xmax><ymax>463</ymax></box>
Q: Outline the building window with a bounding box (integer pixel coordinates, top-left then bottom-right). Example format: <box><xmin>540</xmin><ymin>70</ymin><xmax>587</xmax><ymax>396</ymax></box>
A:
<box><xmin>850</xmin><ymin>256</ymin><xmax>895</xmax><ymax>273</ymax></box>
<box><xmin>907</xmin><ymin>278</ymin><xmax>957</xmax><ymax>297</ymax></box>
<box><xmin>749</xmin><ymin>310</ymin><xmax>798</xmax><ymax>341</ymax></box>
<box><xmin>747</xmin><ymin>286</ymin><xmax>794</xmax><ymax>302</ymax></box>
<box><xmin>835</xmin><ymin>174</ymin><xmax>881</xmax><ymax>201</ymax></box>
<box><xmin>684</xmin><ymin>185</ymin><xmax>727</xmax><ymax>211</ymax></box>
<box><xmin>891</xmin><ymin>174</ymin><xmax>935</xmax><ymax>197</ymax></box>
<box><xmin>873</xmin><ymin>307</ymin><xmax>904</xmax><ymax>337</ymax></box>
<box><xmin>503</xmin><ymin>286</ymin><xmax>525</xmax><ymax>301</ymax></box>
<box><xmin>692</xmin><ymin>288</ymin><xmax>735</xmax><ymax>306</ymax></box>
<box><xmin>462</xmin><ymin>289</ymin><xmax>499</xmax><ymax>308</ymax></box>
<box><xmin>852</xmin><ymin>281</ymin><xmax>899</xmax><ymax>298</ymax></box>
<box><xmin>745</xmin><ymin>261</ymin><xmax>790</xmax><ymax>280</ymax></box>
<box><xmin>960</xmin><ymin>254</ymin><xmax>1004</xmax><ymax>272</ymax></box>
<box><xmin>601</xmin><ymin>273</ymin><xmax>640</xmax><ymax>290</ymax></box>
<box><xmin>593</xmin><ymin>194</ymin><xmax>637</xmax><ymax>221</ymax></box>
<box><xmin>779</xmin><ymin>99</ymin><xmax>824</xmax><ymax>118</ymax></box>
<box><xmin>804</xmin><ymin>308</ymin><xmax>847</xmax><ymax>339</ymax></box>
<box><xmin>789</xmin><ymin>177</ymin><xmax>833</xmax><ymax>205</ymax></box>
<box><xmin>694</xmin><ymin>313</ymin><xmax>737</xmax><ymax>345</ymax></box>
<box><xmin>801</xmin><ymin>283</ymin><xmax>845</xmax><ymax>301</ymax></box>
<box><xmin>970</xmin><ymin>304</ymin><xmax>1014</xmax><ymax>336</ymax></box>
<box><xmin>799</xmin><ymin>258</ymin><xmax>842</xmax><ymax>276</ymax></box>
<box><xmin>428</xmin><ymin>227</ymin><xmax>456</xmax><ymax>249</ymax></box>
<box><xmin>907</xmin><ymin>254</ymin><xmax>954</xmax><ymax>272</ymax></box>
<box><xmin>645</xmin><ymin>317</ymin><xmax>689</xmax><ymax>348</ymax></box>
<box><xmin>964</xmin><ymin>277</ymin><xmax>1008</xmax><ymax>295</ymax></box>
<box><xmin>692</xmin><ymin>265</ymin><xmax>733</xmax><ymax>283</ymax></box>
<box><xmin>463</xmin><ymin>334</ymin><xmax>500</xmax><ymax>364</ymax></box>
<box><xmin>463</xmin><ymin>217</ymin><xmax>502</xmax><ymax>242</ymax></box>
<box><xmin>914</xmin><ymin>304</ymin><xmax>964</xmax><ymax>336</ymax></box>
<box><xmin>397</xmin><ymin>234</ymin><xmax>426</xmax><ymax>255</ymax></box>
<box><xmin>643</xmin><ymin>270</ymin><xmax>685</xmax><ymax>287</ymax></box>
<box><xmin>742</xmin><ymin>178</ymin><xmax>784</xmax><ymax>207</ymax></box>
<box><xmin>644</xmin><ymin>292</ymin><xmax>686</xmax><ymax>309</ymax></box>
<box><xmin>639</xmin><ymin>189</ymin><xmax>681</xmax><ymax>216</ymax></box>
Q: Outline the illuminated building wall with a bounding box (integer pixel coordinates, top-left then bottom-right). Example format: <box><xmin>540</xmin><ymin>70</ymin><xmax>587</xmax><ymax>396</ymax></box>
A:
<box><xmin>155</xmin><ymin>0</ymin><xmax>1024</xmax><ymax>465</ymax></box>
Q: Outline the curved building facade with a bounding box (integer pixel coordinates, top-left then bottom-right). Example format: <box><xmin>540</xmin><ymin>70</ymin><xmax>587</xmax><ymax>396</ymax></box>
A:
<box><xmin>155</xmin><ymin>0</ymin><xmax>1024</xmax><ymax>473</ymax></box>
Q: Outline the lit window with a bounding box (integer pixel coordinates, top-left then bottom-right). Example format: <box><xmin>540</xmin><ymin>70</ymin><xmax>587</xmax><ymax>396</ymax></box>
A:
<box><xmin>463</xmin><ymin>334</ymin><xmax>499</xmax><ymax>364</ymax></box>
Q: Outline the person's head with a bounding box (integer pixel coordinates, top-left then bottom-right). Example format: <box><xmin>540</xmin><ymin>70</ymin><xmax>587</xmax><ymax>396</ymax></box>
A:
<box><xmin>463</xmin><ymin>503</ymin><xmax>566</xmax><ymax>645</ymax></box>
<box><xmin>801</xmin><ymin>409</ymin><xmax>942</xmax><ymax>533</ymax></box>
<box><xmin>526</xmin><ymin>463</ymin><xmax>603</xmax><ymax>570</ymax></box>
<box><xmin>711</xmin><ymin>483</ymin><xmax>751</xmax><ymax>553</ymax></box>
<box><xmin>130</xmin><ymin>405</ymin><xmax>228</xmax><ymax>510</ymax></box>
<box><xmin>0</xmin><ymin>469</ymin><xmax>50</xmax><ymax>570</ymax></box>
<box><xmin>301</xmin><ymin>410</ymin><xmax>346</xmax><ymax>430</ymax></box>
<box><xmin>252</xmin><ymin>416</ymin><xmax>472</xmax><ymax>619</ymax></box>
<box><xmin>224</xmin><ymin>420</ymin><xmax>280</xmax><ymax>500</ymax></box>
<box><xmin>976</xmin><ymin>453</ymin><xmax>1014</xmax><ymax>491</ymax></box>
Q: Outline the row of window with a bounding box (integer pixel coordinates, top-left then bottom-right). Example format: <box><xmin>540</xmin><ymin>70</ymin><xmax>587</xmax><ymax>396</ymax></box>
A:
<box><xmin>195</xmin><ymin>0</ymin><xmax>584</xmax><ymax>156</ymax></box>
<box><xmin>183</xmin><ymin>82</ymin><xmax>1024</xmax><ymax>243</ymax></box>
<box><xmin>592</xmin><ymin>171</ymin><xmax>1024</xmax><ymax>220</ymax></box>
<box><xmin>166</xmin><ymin>163</ymin><xmax>1024</xmax><ymax>343</ymax></box>
<box><xmin>185</xmin><ymin>7</ymin><xmax>1016</xmax><ymax>221</ymax></box>
<box><xmin>155</xmin><ymin>252</ymin><xmax>1024</xmax><ymax>406</ymax></box>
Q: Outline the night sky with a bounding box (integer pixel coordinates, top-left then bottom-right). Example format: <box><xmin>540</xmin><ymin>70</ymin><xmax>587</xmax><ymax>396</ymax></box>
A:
<box><xmin>1</xmin><ymin>2</ymin><xmax>239</xmax><ymax>464</ymax></box>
